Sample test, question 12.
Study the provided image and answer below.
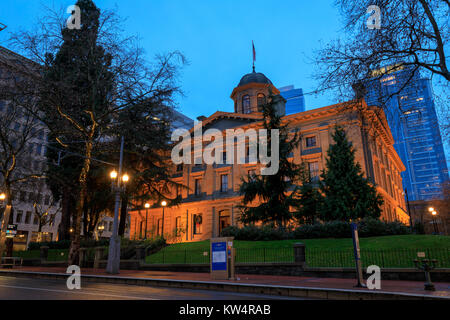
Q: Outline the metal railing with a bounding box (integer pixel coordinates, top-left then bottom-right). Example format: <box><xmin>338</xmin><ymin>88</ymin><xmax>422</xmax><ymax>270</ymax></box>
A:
<box><xmin>145</xmin><ymin>247</ymin><xmax>450</xmax><ymax>268</ymax></box>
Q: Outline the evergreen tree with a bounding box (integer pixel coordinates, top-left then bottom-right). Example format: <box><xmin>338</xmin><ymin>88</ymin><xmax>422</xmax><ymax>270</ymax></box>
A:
<box><xmin>238</xmin><ymin>93</ymin><xmax>302</xmax><ymax>228</ymax></box>
<box><xmin>319</xmin><ymin>126</ymin><xmax>383</xmax><ymax>221</ymax></box>
<box><xmin>293</xmin><ymin>162</ymin><xmax>323</xmax><ymax>224</ymax></box>
<box><xmin>40</xmin><ymin>0</ymin><xmax>115</xmax><ymax>264</ymax></box>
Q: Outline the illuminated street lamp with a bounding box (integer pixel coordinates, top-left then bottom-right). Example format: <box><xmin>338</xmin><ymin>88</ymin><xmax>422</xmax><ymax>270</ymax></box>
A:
<box><xmin>431</xmin><ymin>209</ymin><xmax>439</xmax><ymax>234</ymax></box>
<box><xmin>161</xmin><ymin>201</ymin><xmax>167</xmax><ymax>238</ymax></box>
<box><xmin>144</xmin><ymin>203</ymin><xmax>150</xmax><ymax>239</ymax></box>
<box><xmin>0</xmin><ymin>193</ymin><xmax>6</xmax><ymax>201</ymax></box>
<box><xmin>98</xmin><ymin>224</ymin><xmax>105</xmax><ymax>238</ymax></box>
<box><xmin>110</xmin><ymin>170</ymin><xmax>118</xmax><ymax>180</ymax></box>
<box><xmin>106</xmin><ymin>136</ymin><xmax>128</xmax><ymax>275</ymax></box>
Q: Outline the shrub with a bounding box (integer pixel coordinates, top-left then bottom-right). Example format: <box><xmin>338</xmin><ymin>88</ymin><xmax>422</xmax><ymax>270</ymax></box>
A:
<box><xmin>222</xmin><ymin>218</ymin><xmax>410</xmax><ymax>241</ymax></box>
<box><xmin>221</xmin><ymin>225</ymin><xmax>292</xmax><ymax>241</ymax></box>
<box><xmin>358</xmin><ymin>218</ymin><xmax>411</xmax><ymax>237</ymax></box>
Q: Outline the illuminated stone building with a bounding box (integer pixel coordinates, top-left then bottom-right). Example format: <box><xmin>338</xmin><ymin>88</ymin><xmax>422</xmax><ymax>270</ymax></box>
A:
<box><xmin>128</xmin><ymin>70</ymin><xmax>410</xmax><ymax>243</ymax></box>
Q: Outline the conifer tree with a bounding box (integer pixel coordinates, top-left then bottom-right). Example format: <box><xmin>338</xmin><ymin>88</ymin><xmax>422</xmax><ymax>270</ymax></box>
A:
<box><xmin>238</xmin><ymin>93</ymin><xmax>302</xmax><ymax>228</ymax></box>
<box><xmin>319</xmin><ymin>126</ymin><xmax>383</xmax><ymax>221</ymax></box>
<box><xmin>293</xmin><ymin>162</ymin><xmax>323</xmax><ymax>224</ymax></box>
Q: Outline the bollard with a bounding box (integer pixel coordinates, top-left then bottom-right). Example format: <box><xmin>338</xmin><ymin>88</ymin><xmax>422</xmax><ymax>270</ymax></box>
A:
<box><xmin>79</xmin><ymin>248</ymin><xmax>87</xmax><ymax>268</ymax></box>
<box><xmin>40</xmin><ymin>246</ymin><xmax>49</xmax><ymax>262</ymax></box>
<box><xmin>293</xmin><ymin>243</ymin><xmax>306</xmax><ymax>267</ymax></box>
<box><xmin>94</xmin><ymin>247</ymin><xmax>105</xmax><ymax>269</ymax></box>
<box><xmin>135</xmin><ymin>245</ymin><xmax>145</xmax><ymax>261</ymax></box>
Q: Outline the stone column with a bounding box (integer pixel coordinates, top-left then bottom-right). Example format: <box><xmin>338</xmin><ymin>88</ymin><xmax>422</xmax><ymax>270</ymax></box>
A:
<box><xmin>40</xmin><ymin>246</ymin><xmax>49</xmax><ymax>262</ymax></box>
<box><xmin>293</xmin><ymin>243</ymin><xmax>306</xmax><ymax>267</ymax></box>
<box><xmin>94</xmin><ymin>247</ymin><xmax>105</xmax><ymax>269</ymax></box>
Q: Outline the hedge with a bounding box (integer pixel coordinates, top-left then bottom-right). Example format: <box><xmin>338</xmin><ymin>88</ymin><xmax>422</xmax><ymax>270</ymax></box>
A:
<box><xmin>221</xmin><ymin>218</ymin><xmax>411</xmax><ymax>241</ymax></box>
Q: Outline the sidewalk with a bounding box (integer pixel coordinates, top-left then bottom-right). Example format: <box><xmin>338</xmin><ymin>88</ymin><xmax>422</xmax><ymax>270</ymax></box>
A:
<box><xmin>1</xmin><ymin>266</ymin><xmax>449</xmax><ymax>300</ymax></box>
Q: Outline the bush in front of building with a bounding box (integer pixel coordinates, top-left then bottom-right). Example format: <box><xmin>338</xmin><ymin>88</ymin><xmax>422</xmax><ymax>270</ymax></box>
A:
<box><xmin>221</xmin><ymin>225</ymin><xmax>292</xmax><ymax>241</ymax></box>
<box><xmin>221</xmin><ymin>218</ymin><xmax>411</xmax><ymax>240</ymax></box>
<box><xmin>358</xmin><ymin>218</ymin><xmax>411</xmax><ymax>237</ymax></box>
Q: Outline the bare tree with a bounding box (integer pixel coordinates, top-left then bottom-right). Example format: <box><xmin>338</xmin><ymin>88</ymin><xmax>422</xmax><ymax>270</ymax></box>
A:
<box><xmin>0</xmin><ymin>53</ymin><xmax>45</xmax><ymax>257</ymax></box>
<box><xmin>314</xmin><ymin>0</ymin><xmax>448</xmax><ymax>94</ymax></box>
<box><xmin>32</xmin><ymin>198</ymin><xmax>60</xmax><ymax>243</ymax></box>
<box><xmin>9</xmin><ymin>1</ymin><xmax>185</xmax><ymax>264</ymax></box>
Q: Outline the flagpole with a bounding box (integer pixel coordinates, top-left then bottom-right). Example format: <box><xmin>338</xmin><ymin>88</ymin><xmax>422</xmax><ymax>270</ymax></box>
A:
<box><xmin>252</xmin><ymin>41</ymin><xmax>256</xmax><ymax>72</ymax></box>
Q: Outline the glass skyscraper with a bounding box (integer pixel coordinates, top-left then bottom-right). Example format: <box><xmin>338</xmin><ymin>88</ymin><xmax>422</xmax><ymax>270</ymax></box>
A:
<box><xmin>279</xmin><ymin>85</ymin><xmax>305</xmax><ymax>115</ymax></box>
<box><xmin>364</xmin><ymin>66</ymin><xmax>449</xmax><ymax>201</ymax></box>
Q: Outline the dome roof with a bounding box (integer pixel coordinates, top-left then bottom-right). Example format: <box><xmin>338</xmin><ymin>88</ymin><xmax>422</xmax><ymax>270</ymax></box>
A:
<box><xmin>238</xmin><ymin>71</ymin><xmax>272</xmax><ymax>87</ymax></box>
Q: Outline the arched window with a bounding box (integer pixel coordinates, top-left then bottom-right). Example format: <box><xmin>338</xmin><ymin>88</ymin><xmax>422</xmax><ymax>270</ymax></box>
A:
<box><xmin>242</xmin><ymin>95</ymin><xmax>251</xmax><ymax>114</ymax></box>
<box><xmin>257</xmin><ymin>93</ymin><xmax>266</xmax><ymax>111</ymax></box>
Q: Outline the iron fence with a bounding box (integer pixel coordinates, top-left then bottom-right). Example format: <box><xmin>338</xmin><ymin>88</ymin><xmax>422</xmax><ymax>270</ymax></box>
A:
<box><xmin>145</xmin><ymin>247</ymin><xmax>450</xmax><ymax>268</ymax></box>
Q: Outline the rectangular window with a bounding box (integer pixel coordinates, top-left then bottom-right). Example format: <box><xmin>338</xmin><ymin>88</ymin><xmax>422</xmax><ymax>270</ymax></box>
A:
<box><xmin>25</xmin><ymin>211</ymin><xmax>31</xmax><ymax>224</ymax></box>
<box><xmin>193</xmin><ymin>214</ymin><xmax>203</xmax><ymax>235</ymax></box>
<box><xmin>36</xmin><ymin>144</ymin><xmax>42</xmax><ymax>156</ymax></box>
<box><xmin>308</xmin><ymin>162</ymin><xmax>319</xmax><ymax>181</ymax></box>
<box><xmin>194</xmin><ymin>179</ymin><xmax>202</xmax><ymax>195</ymax></box>
<box><xmin>306</xmin><ymin>136</ymin><xmax>317</xmax><ymax>148</ymax></box>
<box><xmin>33</xmin><ymin>215</ymin><xmax>39</xmax><ymax>225</ymax></box>
<box><xmin>220</xmin><ymin>174</ymin><xmax>228</xmax><ymax>192</ymax></box>
<box><xmin>175</xmin><ymin>216</ymin><xmax>182</xmax><ymax>236</ymax></box>
<box><xmin>16</xmin><ymin>211</ymin><xmax>23</xmax><ymax>223</ymax></box>
<box><xmin>44</xmin><ymin>195</ymin><xmax>50</xmax><ymax>205</ymax></box>
<box><xmin>248</xmin><ymin>169</ymin><xmax>256</xmax><ymax>181</ymax></box>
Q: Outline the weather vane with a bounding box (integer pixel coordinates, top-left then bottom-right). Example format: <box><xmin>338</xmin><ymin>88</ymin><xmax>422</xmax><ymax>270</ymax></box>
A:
<box><xmin>0</xmin><ymin>23</ymin><xmax>7</xmax><ymax>31</ymax></box>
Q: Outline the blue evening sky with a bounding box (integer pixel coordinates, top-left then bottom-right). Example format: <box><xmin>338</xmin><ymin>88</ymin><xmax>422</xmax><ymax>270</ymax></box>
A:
<box><xmin>0</xmin><ymin>0</ymin><xmax>448</xmax><ymax>163</ymax></box>
<box><xmin>0</xmin><ymin>0</ymin><xmax>342</xmax><ymax>119</ymax></box>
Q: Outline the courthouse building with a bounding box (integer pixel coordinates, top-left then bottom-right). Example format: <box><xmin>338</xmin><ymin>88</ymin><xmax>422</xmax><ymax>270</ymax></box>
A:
<box><xmin>128</xmin><ymin>70</ymin><xmax>410</xmax><ymax>243</ymax></box>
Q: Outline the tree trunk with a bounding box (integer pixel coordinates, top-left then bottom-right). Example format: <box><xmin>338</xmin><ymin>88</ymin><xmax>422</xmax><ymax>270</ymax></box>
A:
<box><xmin>68</xmin><ymin>137</ymin><xmax>94</xmax><ymax>265</ymax></box>
<box><xmin>57</xmin><ymin>188</ymin><xmax>72</xmax><ymax>241</ymax></box>
<box><xmin>4</xmin><ymin>183</ymin><xmax>14</xmax><ymax>257</ymax></box>
<box><xmin>118</xmin><ymin>194</ymin><xmax>128</xmax><ymax>237</ymax></box>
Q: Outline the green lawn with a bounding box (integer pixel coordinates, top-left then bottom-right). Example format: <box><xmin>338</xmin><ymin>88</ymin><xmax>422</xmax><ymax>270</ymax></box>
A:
<box><xmin>145</xmin><ymin>235</ymin><xmax>450</xmax><ymax>268</ymax></box>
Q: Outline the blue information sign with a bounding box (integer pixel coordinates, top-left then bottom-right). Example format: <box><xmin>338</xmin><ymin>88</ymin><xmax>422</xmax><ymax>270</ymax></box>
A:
<box><xmin>211</xmin><ymin>242</ymin><xmax>227</xmax><ymax>271</ymax></box>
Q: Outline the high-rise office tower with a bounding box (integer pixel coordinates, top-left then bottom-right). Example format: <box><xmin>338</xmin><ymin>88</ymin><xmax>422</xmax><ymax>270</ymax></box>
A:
<box><xmin>365</xmin><ymin>65</ymin><xmax>449</xmax><ymax>201</ymax></box>
<box><xmin>279</xmin><ymin>85</ymin><xmax>305</xmax><ymax>115</ymax></box>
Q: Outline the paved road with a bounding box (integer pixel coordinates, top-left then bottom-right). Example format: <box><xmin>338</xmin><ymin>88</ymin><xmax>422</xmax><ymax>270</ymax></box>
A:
<box><xmin>0</xmin><ymin>276</ymin><xmax>303</xmax><ymax>300</ymax></box>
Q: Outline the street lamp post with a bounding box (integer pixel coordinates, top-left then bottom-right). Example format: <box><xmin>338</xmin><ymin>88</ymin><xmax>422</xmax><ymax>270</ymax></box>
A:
<box><xmin>0</xmin><ymin>192</ymin><xmax>12</xmax><ymax>259</ymax></box>
<box><xmin>144</xmin><ymin>203</ymin><xmax>150</xmax><ymax>239</ymax></box>
<box><xmin>98</xmin><ymin>224</ymin><xmax>105</xmax><ymax>239</ymax></box>
<box><xmin>106</xmin><ymin>136</ymin><xmax>129</xmax><ymax>274</ymax></box>
<box><xmin>161</xmin><ymin>201</ymin><xmax>167</xmax><ymax>238</ymax></box>
<box><xmin>428</xmin><ymin>207</ymin><xmax>438</xmax><ymax>235</ymax></box>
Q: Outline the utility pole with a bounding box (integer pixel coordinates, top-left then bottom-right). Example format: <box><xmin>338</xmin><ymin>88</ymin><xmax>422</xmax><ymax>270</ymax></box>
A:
<box><xmin>106</xmin><ymin>137</ymin><xmax>125</xmax><ymax>274</ymax></box>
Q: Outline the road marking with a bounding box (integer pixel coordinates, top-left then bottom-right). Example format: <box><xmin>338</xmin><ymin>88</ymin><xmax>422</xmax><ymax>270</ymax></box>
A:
<box><xmin>0</xmin><ymin>284</ymin><xmax>158</xmax><ymax>300</ymax></box>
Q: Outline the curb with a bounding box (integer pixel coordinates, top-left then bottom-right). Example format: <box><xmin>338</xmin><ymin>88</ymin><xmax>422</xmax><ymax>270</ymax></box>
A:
<box><xmin>0</xmin><ymin>269</ymin><xmax>448</xmax><ymax>300</ymax></box>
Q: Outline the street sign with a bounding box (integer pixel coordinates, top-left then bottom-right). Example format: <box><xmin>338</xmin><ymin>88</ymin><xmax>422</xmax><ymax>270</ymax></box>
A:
<box><xmin>6</xmin><ymin>224</ymin><xmax>17</xmax><ymax>238</ymax></box>
<box><xmin>211</xmin><ymin>241</ymin><xmax>227</xmax><ymax>271</ymax></box>
<box><xmin>210</xmin><ymin>237</ymin><xmax>234</xmax><ymax>280</ymax></box>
